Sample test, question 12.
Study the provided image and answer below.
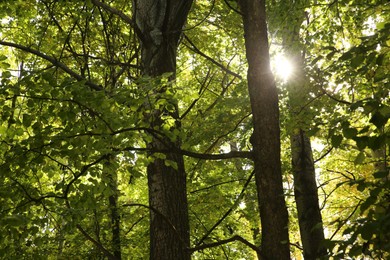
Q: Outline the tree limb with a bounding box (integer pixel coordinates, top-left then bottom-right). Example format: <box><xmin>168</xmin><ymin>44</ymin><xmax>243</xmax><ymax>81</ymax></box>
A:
<box><xmin>76</xmin><ymin>224</ymin><xmax>118</xmax><ymax>260</ymax></box>
<box><xmin>0</xmin><ymin>40</ymin><xmax>102</xmax><ymax>91</ymax></box>
<box><xmin>183</xmin><ymin>34</ymin><xmax>242</xmax><ymax>80</ymax></box>
<box><xmin>189</xmin><ymin>235</ymin><xmax>263</xmax><ymax>258</ymax></box>
<box><xmin>119</xmin><ymin>146</ymin><xmax>253</xmax><ymax>160</ymax></box>
<box><xmin>196</xmin><ymin>170</ymin><xmax>255</xmax><ymax>246</ymax></box>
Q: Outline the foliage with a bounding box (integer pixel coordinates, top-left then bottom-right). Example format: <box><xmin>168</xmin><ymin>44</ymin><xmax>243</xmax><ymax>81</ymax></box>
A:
<box><xmin>0</xmin><ymin>0</ymin><xmax>389</xmax><ymax>259</ymax></box>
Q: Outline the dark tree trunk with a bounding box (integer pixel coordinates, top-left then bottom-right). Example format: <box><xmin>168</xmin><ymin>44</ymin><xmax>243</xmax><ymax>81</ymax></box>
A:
<box><xmin>104</xmin><ymin>157</ymin><xmax>122</xmax><ymax>259</ymax></box>
<box><xmin>133</xmin><ymin>1</ymin><xmax>193</xmax><ymax>259</ymax></box>
<box><xmin>108</xmin><ymin>190</ymin><xmax>121</xmax><ymax>259</ymax></box>
<box><xmin>238</xmin><ymin>1</ymin><xmax>290</xmax><ymax>259</ymax></box>
<box><xmin>291</xmin><ymin>130</ymin><xmax>326</xmax><ymax>259</ymax></box>
<box><xmin>282</xmin><ymin>11</ymin><xmax>326</xmax><ymax>258</ymax></box>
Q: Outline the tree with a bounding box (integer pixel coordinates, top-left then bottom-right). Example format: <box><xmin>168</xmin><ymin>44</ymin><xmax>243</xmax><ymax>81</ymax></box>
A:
<box><xmin>238</xmin><ymin>0</ymin><xmax>290</xmax><ymax>258</ymax></box>
<box><xmin>131</xmin><ymin>1</ymin><xmax>193</xmax><ymax>259</ymax></box>
<box><xmin>273</xmin><ymin>0</ymin><xmax>326</xmax><ymax>258</ymax></box>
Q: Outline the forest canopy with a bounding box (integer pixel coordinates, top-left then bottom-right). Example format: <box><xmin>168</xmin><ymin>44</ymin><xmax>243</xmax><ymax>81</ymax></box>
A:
<box><xmin>0</xmin><ymin>0</ymin><xmax>389</xmax><ymax>259</ymax></box>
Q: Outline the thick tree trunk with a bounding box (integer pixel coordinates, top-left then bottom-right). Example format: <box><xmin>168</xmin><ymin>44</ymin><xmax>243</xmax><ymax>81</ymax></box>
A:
<box><xmin>238</xmin><ymin>1</ymin><xmax>290</xmax><ymax>259</ymax></box>
<box><xmin>134</xmin><ymin>1</ymin><xmax>193</xmax><ymax>259</ymax></box>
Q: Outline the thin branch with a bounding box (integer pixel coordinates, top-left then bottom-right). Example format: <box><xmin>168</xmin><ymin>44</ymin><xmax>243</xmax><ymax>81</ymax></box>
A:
<box><xmin>329</xmin><ymin>201</ymin><xmax>361</xmax><ymax>240</ymax></box>
<box><xmin>119</xmin><ymin>146</ymin><xmax>253</xmax><ymax>160</ymax></box>
<box><xmin>0</xmin><ymin>40</ymin><xmax>102</xmax><ymax>91</ymax></box>
<box><xmin>189</xmin><ymin>235</ymin><xmax>263</xmax><ymax>257</ymax></box>
<box><xmin>314</xmin><ymin>146</ymin><xmax>333</xmax><ymax>163</ymax></box>
<box><xmin>183</xmin><ymin>34</ymin><xmax>242</xmax><ymax>80</ymax></box>
<box><xmin>183</xmin><ymin>0</ymin><xmax>215</xmax><ymax>32</ymax></box>
<box><xmin>223</xmin><ymin>0</ymin><xmax>242</xmax><ymax>15</ymax></box>
<box><xmin>180</xmin><ymin>68</ymin><xmax>214</xmax><ymax>119</ymax></box>
<box><xmin>76</xmin><ymin>224</ymin><xmax>118</xmax><ymax>260</ymax></box>
<box><xmin>91</xmin><ymin>0</ymin><xmax>147</xmax><ymax>45</ymax></box>
<box><xmin>122</xmin><ymin>203</ymin><xmax>187</xmax><ymax>247</ymax></box>
<box><xmin>180</xmin><ymin>149</ymin><xmax>253</xmax><ymax>160</ymax></box>
<box><xmin>196</xmin><ymin>170</ymin><xmax>255</xmax><ymax>246</ymax></box>
<box><xmin>317</xmin><ymin>82</ymin><xmax>351</xmax><ymax>105</ymax></box>
<box><xmin>64</xmin><ymin>154</ymin><xmax>109</xmax><ymax>199</ymax></box>
<box><xmin>190</xmin><ymin>178</ymin><xmax>246</xmax><ymax>194</ymax></box>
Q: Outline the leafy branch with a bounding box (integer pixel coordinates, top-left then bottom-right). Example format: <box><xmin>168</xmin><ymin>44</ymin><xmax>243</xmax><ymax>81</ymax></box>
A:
<box><xmin>183</xmin><ymin>34</ymin><xmax>242</xmax><ymax>80</ymax></box>
<box><xmin>0</xmin><ymin>40</ymin><xmax>102</xmax><ymax>91</ymax></box>
<box><xmin>196</xmin><ymin>170</ymin><xmax>255</xmax><ymax>245</ymax></box>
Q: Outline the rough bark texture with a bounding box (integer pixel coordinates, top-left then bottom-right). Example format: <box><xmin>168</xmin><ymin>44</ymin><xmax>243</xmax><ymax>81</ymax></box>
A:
<box><xmin>134</xmin><ymin>1</ymin><xmax>193</xmax><ymax>259</ymax></box>
<box><xmin>238</xmin><ymin>0</ymin><xmax>290</xmax><ymax>259</ymax></box>
<box><xmin>291</xmin><ymin>130</ymin><xmax>326</xmax><ymax>259</ymax></box>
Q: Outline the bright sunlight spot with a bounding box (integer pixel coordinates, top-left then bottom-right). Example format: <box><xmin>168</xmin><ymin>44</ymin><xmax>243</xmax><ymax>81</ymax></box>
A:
<box><xmin>273</xmin><ymin>54</ymin><xmax>293</xmax><ymax>81</ymax></box>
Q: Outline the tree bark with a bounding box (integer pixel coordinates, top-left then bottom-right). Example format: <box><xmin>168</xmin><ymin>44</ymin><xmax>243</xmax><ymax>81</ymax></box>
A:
<box><xmin>282</xmin><ymin>11</ymin><xmax>326</xmax><ymax>259</ymax></box>
<box><xmin>133</xmin><ymin>1</ymin><xmax>193</xmax><ymax>259</ymax></box>
<box><xmin>104</xmin><ymin>157</ymin><xmax>122</xmax><ymax>259</ymax></box>
<box><xmin>238</xmin><ymin>1</ymin><xmax>290</xmax><ymax>259</ymax></box>
<box><xmin>291</xmin><ymin>130</ymin><xmax>326</xmax><ymax>259</ymax></box>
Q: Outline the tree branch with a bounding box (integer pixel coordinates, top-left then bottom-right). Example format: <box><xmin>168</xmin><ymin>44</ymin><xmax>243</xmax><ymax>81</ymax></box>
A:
<box><xmin>91</xmin><ymin>0</ymin><xmax>147</xmax><ymax>45</ymax></box>
<box><xmin>189</xmin><ymin>235</ymin><xmax>263</xmax><ymax>258</ymax></box>
<box><xmin>318</xmin><ymin>82</ymin><xmax>351</xmax><ymax>105</ymax></box>
<box><xmin>122</xmin><ymin>203</ymin><xmax>187</xmax><ymax>247</ymax></box>
<box><xmin>76</xmin><ymin>224</ymin><xmax>118</xmax><ymax>260</ymax></box>
<box><xmin>183</xmin><ymin>34</ymin><xmax>242</xmax><ymax>80</ymax></box>
<box><xmin>119</xmin><ymin>146</ymin><xmax>253</xmax><ymax>160</ymax></box>
<box><xmin>196</xmin><ymin>170</ymin><xmax>255</xmax><ymax>246</ymax></box>
<box><xmin>0</xmin><ymin>40</ymin><xmax>102</xmax><ymax>91</ymax></box>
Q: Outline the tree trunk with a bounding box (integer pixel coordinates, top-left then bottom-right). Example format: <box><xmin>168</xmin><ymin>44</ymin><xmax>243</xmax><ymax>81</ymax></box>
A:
<box><xmin>133</xmin><ymin>1</ymin><xmax>193</xmax><ymax>259</ymax></box>
<box><xmin>104</xmin><ymin>157</ymin><xmax>122</xmax><ymax>259</ymax></box>
<box><xmin>282</xmin><ymin>11</ymin><xmax>326</xmax><ymax>259</ymax></box>
<box><xmin>291</xmin><ymin>130</ymin><xmax>326</xmax><ymax>259</ymax></box>
<box><xmin>238</xmin><ymin>1</ymin><xmax>290</xmax><ymax>259</ymax></box>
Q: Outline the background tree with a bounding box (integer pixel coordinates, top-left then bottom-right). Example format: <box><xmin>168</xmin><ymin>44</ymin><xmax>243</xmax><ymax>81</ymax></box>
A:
<box><xmin>238</xmin><ymin>0</ymin><xmax>290</xmax><ymax>258</ymax></box>
<box><xmin>268</xmin><ymin>0</ymin><xmax>326</xmax><ymax>258</ymax></box>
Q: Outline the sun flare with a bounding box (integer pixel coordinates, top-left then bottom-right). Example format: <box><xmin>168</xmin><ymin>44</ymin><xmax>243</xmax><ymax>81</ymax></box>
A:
<box><xmin>273</xmin><ymin>55</ymin><xmax>293</xmax><ymax>81</ymax></box>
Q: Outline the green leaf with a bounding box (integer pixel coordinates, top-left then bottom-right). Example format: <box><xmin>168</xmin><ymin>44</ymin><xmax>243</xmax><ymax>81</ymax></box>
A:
<box><xmin>0</xmin><ymin>62</ymin><xmax>10</xmax><ymax>69</ymax></box>
<box><xmin>370</xmin><ymin>111</ymin><xmax>388</xmax><ymax>128</ymax></box>
<box><xmin>164</xmin><ymin>159</ymin><xmax>178</xmax><ymax>170</ymax></box>
<box><xmin>360</xmin><ymin>224</ymin><xmax>374</xmax><ymax>240</ymax></box>
<box><xmin>367</xmin><ymin>135</ymin><xmax>386</xmax><ymax>150</ymax></box>
<box><xmin>0</xmin><ymin>54</ymin><xmax>7</xmax><ymax>61</ymax></box>
<box><xmin>373</xmin><ymin>171</ymin><xmax>388</xmax><ymax>179</ymax></box>
<box><xmin>1</xmin><ymin>70</ymin><xmax>11</xmax><ymax>78</ymax></box>
<box><xmin>331</xmin><ymin>134</ymin><xmax>343</xmax><ymax>147</ymax></box>
<box><xmin>22</xmin><ymin>114</ymin><xmax>33</xmax><ymax>127</ymax></box>
<box><xmin>376</xmin><ymin>53</ymin><xmax>385</xmax><ymax>65</ymax></box>
<box><xmin>343</xmin><ymin>127</ymin><xmax>358</xmax><ymax>139</ymax></box>
<box><xmin>357</xmin><ymin>181</ymin><xmax>367</xmax><ymax>192</ymax></box>
<box><xmin>354</xmin><ymin>152</ymin><xmax>365</xmax><ymax>165</ymax></box>
<box><xmin>354</xmin><ymin>136</ymin><xmax>368</xmax><ymax>150</ymax></box>
<box><xmin>340</xmin><ymin>51</ymin><xmax>353</xmax><ymax>61</ymax></box>
<box><xmin>350</xmin><ymin>55</ymin><xmax>364</xmax><ymax>68</ymax></box>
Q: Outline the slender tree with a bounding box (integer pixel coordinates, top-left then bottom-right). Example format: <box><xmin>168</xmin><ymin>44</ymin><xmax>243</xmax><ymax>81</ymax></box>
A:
<box><xmin>238</xmin><ymin>0</ymin><xmax>290</xmax><ymax>259</ymax></box>
<box><xmin>280</xmin><ymin>4</ymin><xmax>327</xmax><ymax>258</ymax></box>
